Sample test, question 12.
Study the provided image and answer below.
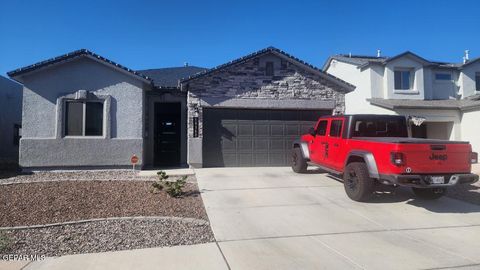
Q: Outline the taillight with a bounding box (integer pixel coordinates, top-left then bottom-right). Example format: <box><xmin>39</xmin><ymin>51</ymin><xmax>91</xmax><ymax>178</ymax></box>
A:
<box><xmin>391</xmin><ymin>152</ymin><xmax>405</xmax><ymax>166</ymax></box>
<box><xmin>471</xmin><ymin>152</ymin><xmax>478</xmax><ymax>164</ymax></box>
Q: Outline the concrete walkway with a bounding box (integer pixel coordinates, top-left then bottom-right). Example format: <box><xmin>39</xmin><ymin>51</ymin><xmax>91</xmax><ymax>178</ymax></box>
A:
<box><xmin>196</xmin><ymin>167</ymin><xmax>480</xmax><ymax>270</ymax></box>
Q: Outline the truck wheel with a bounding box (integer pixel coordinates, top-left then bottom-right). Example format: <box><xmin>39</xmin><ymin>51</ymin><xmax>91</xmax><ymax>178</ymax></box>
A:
<box><xmin>291</xmin><ymin>147</ymin><xmax>307</xmax><ymax>173</ymax></box>
<box><xmin>343</xmin><ymin>162</ymin><xmax>374</xmax><ymax>202</ymax></box>
<box><xmin>412</xmin><ymin>188</ymin><xmax>446</xmax><ymax>200</ymax></box>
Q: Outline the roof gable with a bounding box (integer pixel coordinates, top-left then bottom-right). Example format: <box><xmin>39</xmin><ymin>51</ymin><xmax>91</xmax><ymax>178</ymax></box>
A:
<box><xmin>181</xmin><ymin>46</ymin><xmax>355</xmax><ymax>92</ymax></box>
<box><xmin>7</xmin><ymin>49</ymin><xmax>152</xmax><ymax>85</ymax></box>
<box><xmin>382</xmin><ymin>51</ymin><xmax>432</xmax><ymax>66</ymax></box>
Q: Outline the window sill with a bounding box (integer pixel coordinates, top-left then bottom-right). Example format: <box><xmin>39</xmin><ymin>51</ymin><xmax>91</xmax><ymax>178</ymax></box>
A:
<box><xmin>393</xmin><ymin>90</ymin><xmax>419</xmax><ymax>95</ymax></box>
<box><xmin>63</xmin><ymin>136</ymin><xmax>106</xmax><ymax>139</ymax></box>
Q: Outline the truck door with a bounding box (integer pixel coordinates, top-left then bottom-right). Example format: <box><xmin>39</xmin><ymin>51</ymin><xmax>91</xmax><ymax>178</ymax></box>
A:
<box><xmin>324</xmin><ymin>118</ymin><xmax>346</xmax><ymax>171</ymax></box>
<box><xmin>309</xmin><ymin>119</ymin><xmax>328</xmax><ymax>164</ymax></box>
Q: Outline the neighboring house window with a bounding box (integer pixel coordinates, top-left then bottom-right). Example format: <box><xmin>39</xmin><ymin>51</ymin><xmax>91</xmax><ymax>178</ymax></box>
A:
<box><xmin>265</xmin><ymin>61</ymin><xmax>274</xmax><ymax>76</ymax></box>
<box><xmin>476</xmin><ymin>72</ymin><xmax>480</xmax><ymax>91</ymax></box>
<box><xmin>329</xmin><ymin>120</ymin><xmax>343</xmax><ymax>137</ymax></box>
<box><xmin>394</xmin><ymin>69</ymin><xmax>413</xmax><ymax>90</ymax></box>
<box><xmin>65</xmin><ymin>101</ymin><xmax>104</xmax><ymax>136</ymax></box>
<box><xmin>435</xmin><ymin>73</ymin><xmax>452</xmax><ymax>81</ymax></box>
<box><xmin>13</xmin><ymin>124</ymin><xmax>21</xmax><ymax>146</ymax></box>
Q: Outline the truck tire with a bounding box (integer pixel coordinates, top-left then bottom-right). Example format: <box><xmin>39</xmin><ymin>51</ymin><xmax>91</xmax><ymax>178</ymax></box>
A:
<box><xmin>291</xmin><ymin>147</ymin><xmax>308</xmax><ymax>173</ymax></box>
<box><xmin>412</xmin><ymin>187</ymin><xmax>446</xmax><ymax>200</ymax></box>
<box><xmin>343</xmin><ymin>162</ymin><xmax>374</xmax><ymax>202</ymax></box>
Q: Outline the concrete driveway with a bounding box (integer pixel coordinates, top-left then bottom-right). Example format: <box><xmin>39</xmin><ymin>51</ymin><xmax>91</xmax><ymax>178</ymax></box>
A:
<box><xmin>196</xmin><ymin>167</ymin><xmax>480</xmax><ymax>270</ymax></box>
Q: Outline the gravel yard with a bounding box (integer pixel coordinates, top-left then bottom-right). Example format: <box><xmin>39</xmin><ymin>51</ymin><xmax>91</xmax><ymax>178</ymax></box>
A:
<box><xmin>0</xmin><ymin>180</ymin><xmax>205</xmax><ymax>227</ymax></box>
<box><xmin>0</xmin><ymin>171</ymin><xmax>214</xmax><ymax>257</ymax></box>
<box><xmin>0</xmin><ymin>218</ymin><xmax>214</xmax><ymax>257</ymax></box>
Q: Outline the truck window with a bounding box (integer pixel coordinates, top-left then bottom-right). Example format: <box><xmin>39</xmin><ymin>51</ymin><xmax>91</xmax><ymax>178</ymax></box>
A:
<box><xmin>329</xmin><ymin>120</ymin><xmax>343</xmax><ymax>137</ymax></box>
<box><xmin>316</xmin><ymin>120</ymin><xmax>328</xmax><ymax>136</ymax></box>
<box><xmin>352</xmin><ymin>118</ymin><xmax>408</xmax><ymax>137</ymax></box>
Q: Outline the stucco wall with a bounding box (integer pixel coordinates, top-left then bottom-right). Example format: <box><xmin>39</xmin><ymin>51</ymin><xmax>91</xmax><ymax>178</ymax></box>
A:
<box><xmin>185</xmin><ymin>53</ymin><xmax>347</xmax><ymax>167</ymax></box>
<box><xmin>326</xmin><ymin>61</ymin><xmax>365</xmax><ymax>115</ymax></box>
<box><xmin>460</xmin><ymin>61</ymin><xmax>480</xmax><ymax>98</ymax></box>
<box><xmin>17</xmin><ymin>56</ymin><xmax>146</xmax><ymax>168</ymax></box>
<box><xmin>0</xmin><ymin>76</ymin><xmax>22</xmax><ymax>167</ymax></box>
<box><xmin>430</xmin><ymin>68</ymin><xmax>457</xmax><ymax>100</ymax></box>
<box><xmin>326</xmin><ymin>61</ymin><xmax>391</xmax><ymax>115</ymax></box>
<box><xmin>461</xmin><ymin>109</ymin><xmax>480</xmax><ymax>153</ymax></box>
<box><xmin>385</xmin><ymin>57</ymin><xmax>425</xmax><ymax>100</ymax></box>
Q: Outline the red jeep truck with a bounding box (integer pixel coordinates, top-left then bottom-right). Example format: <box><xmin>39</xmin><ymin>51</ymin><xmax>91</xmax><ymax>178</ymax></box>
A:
<box><xmin>291</xmin><ymin>114</ymin><xmax>479</xmax><ymax>201</ymax></box>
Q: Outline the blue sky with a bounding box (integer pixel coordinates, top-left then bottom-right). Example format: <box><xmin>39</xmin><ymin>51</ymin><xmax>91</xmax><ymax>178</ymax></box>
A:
<box><xmin>1</xmin><ymin>0</ymin><xmax>479</xmax><ymax>76</ymax></box>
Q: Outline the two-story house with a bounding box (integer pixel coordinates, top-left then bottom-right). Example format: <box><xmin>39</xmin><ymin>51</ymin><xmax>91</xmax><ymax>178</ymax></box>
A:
<box><xmin>323</xmin><ymin>51</ymin><xmax>480</xmax><ymax>153</ymax></box>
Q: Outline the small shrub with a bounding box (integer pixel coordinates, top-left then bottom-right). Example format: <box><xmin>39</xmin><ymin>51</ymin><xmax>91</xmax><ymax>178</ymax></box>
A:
<box><xmin>164</xmin><ymin>176</ymin><xmax>187</xmax><ymax>197</ymax></box>
<box><xmin>0</xmin><ymin>231</ymin><xmax>10</xmax><ymax>252</ymax></box>
<box><xmin>151</xmin><ymin>171</ymin><xmax>187</xmax><ymax>197</ymax></box>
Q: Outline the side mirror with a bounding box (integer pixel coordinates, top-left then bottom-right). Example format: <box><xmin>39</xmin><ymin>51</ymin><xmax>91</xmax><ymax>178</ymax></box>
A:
<box><xmin>308</xmin><ymin>127</ymin><xmax>316</xmax><ymax>136</ymax></box>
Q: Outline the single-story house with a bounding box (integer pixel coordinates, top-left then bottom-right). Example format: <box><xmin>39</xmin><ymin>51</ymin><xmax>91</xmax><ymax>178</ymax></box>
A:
<box><xmin>7</xmin><ymin>47</ymin><xmax>354</xmax><ymax>169</ymax></box>
<box><xmin>0</xmin><ymin>75</ymin><xmax>22</xmax><ymax>169</ymax></box>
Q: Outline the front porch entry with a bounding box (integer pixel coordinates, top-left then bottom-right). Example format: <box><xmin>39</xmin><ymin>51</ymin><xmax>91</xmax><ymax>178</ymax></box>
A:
<box><xmin>153</xmin><ymin>102</ymin><xmax>182</xmax><ymax>167</ymax></box>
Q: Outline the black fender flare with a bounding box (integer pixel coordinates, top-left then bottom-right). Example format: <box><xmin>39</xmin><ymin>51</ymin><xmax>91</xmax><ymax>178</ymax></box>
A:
<box><xmin>345</xmin><ymin>151</ymin><xmax>380</xmax><ymax>179</ymax></box>
<box><xmin>292</xmin><ymin>140</ymin><xmax>310</xmax><ymax>161</ymax></box>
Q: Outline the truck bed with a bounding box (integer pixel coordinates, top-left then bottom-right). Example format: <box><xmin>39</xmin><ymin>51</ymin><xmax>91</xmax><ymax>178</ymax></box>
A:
<box><xmin>351</xmin><ymin>137</ymin><xmax>469</xmax><ymax>144</ymax></box>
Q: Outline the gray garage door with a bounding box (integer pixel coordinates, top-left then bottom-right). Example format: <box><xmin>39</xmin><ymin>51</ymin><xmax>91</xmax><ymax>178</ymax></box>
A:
<box><xmin>203</xmin><ymin>108</ymin><xmax>331</xmax><ymax>167</ymax></box>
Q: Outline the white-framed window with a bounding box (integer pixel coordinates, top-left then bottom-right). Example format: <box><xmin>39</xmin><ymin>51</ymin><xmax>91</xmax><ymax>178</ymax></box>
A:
<box><xmin>476</xmin><ymin>72</ymin><xmax>480</xmax><ymax>91</ymax></box>
<box><xmin>435</xmin><ymin>73</ymin><xmax>452</xmax><ymax>81</ymax></box>
<box><xmin>394</xmin><ymin>69</ymin><xmax>413</xmax><ymax>90</ymax></box>
<box><xmin>65</xmin><ymin>100</ymin><xmax>104</xmax><ymax>136</ymax></box>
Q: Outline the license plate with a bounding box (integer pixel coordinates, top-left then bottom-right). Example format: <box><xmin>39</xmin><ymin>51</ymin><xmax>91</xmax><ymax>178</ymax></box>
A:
<box><xmin>430</xmin><ymin>176</ymin><xmax>445</xmax><ymax>184</ymax></box>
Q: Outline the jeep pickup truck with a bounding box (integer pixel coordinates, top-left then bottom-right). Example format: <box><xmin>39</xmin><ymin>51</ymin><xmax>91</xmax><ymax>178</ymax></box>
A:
<box><xmin>291</xmin><ymin>114</ymin><xmax>479</xmax><ymax>201</ymax></box>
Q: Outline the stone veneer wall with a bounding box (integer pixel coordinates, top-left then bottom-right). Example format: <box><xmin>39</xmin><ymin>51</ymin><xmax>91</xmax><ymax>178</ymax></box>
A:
<box><xmin>185</xmin><ymin>54</ymin><xmax>346</xmax><ymax>138</ymax></box>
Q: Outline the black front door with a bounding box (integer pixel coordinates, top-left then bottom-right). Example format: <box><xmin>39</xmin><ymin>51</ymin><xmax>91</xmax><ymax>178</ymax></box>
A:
<box><xmin>154</xmin><ymin>103</ymin><xmax>181</xmax><ymax>167</ymax></box>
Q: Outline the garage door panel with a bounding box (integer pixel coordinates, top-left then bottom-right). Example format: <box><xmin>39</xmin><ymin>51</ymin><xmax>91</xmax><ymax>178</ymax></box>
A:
<box><xmin>254</xmin><ymin>124</ymin><xmax>269</xmax><ymax>136</ymax></box>
<box><xmin>222</xmin><ymin>153</ymin><xmax>238</xmax><ymax>167</ymax></box>
<box><xmin>254</xmin><ymin>153</ymin><xmax>269</xmax><ymax>165</ymax></box>
<box><xmin>238</xmin><ymin>153</ymin><xmax>254</xmax><ymax>166</ymax></box>
<box><xmin>254</xmin><ymin>139</ymin><xmax>269</xmax><ymax>150</ymax></box>
<box><xmin>269</xmin><ymin>152</ymin><xmax>286</xmax><ymax>165</ymax></box>
<box><xmin>270</xmin><ymin>125</ymin><xmax>285</xmax><ymax>136</ymax></box>
<box><xmin>203</xmin><ymin>108</ymin><xmax>330</xmax><ymax>167</ymax></box>
<box><xmin>285</xmin><ymin>124</ymin><xmax>299</xmax><ymax>136</ymax></box>
<box><xmin>221</xmin><ymin>123</ymin><xmax>237</xmax><ymax>136</ymax></box>
<box><xmin>238</xmin><ymin>139</ymin><xmax>253</xmax><ymax>151</ymax></box>
<box><xmin>270</xmin><ymin>139</ymin><xmax>285</xmax><ymax>151</ymax></box>
<box><xmin>238</xmin><ymin>124</ymin><xmax>253</xmax><ymax>136</ymax></box>
<box><xmin>222</xmin><ymin>138</ymin><xmax>236</xmax><ymax>150</ymax></box>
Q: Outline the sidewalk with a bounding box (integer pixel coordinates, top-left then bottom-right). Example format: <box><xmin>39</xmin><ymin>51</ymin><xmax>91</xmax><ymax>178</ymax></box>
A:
<box><xmin>19</xmin><ymin>243</ymin><xmax>227</xmax><ymax>270</ymax></box>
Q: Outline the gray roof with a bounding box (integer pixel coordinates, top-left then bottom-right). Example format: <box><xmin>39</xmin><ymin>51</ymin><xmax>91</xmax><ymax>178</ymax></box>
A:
<box><xmin>324</xmin><ymin>51</ymin><xmax>478</xmax><ymax>71</ymax></box>
<box><xmin>181</xmin><ymin>46</ymin><xmax>356</xmax><ymax>92</ymax></box>
<box><xmin>8</xmin><ymin>49</ymin><xmax>153</xmax><ymax>84</ymax></box>
<box><xmin>368</xmin><ymin>98</ymin><xmax>480</xmax><ymax>111</ymax></box>
<box><xmin>139</xmin><ymin>66</ymin><xmax>207</xmax><ymax>88</ymax></box>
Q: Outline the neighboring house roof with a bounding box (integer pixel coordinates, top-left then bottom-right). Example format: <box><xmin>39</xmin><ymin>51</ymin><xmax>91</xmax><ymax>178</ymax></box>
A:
<box><xmin>324</xmin><ymin>51</ymin><xmax>475</xmax><ymax>70</ymax></box>
<box><xmin>368</xmin><ymin>98</ymin><xmax>480</xmax><ymax>111</ymax></box>
<box><xmin>139</xmin><ymin>66</ymin><xmax>207</xmax><ymax>88</ymax></box>
<box><xmin>7</xmin><ymin>49</ymin><xmax>153</xmax><ymax>84</ymax></box>
<box><xmin>462</xmin><ymin>56</ymin><xmax>480</xmax><ymax>68</ymax></box>
<box><xmin>181</xmin><ymin>46</ymin><xmax>356</xmax><ymax>92</ymax></box>
<box><xmin>323</xmin><ymin>55</ymin><xmax>386</xmax><ymax>70</ymax></box>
